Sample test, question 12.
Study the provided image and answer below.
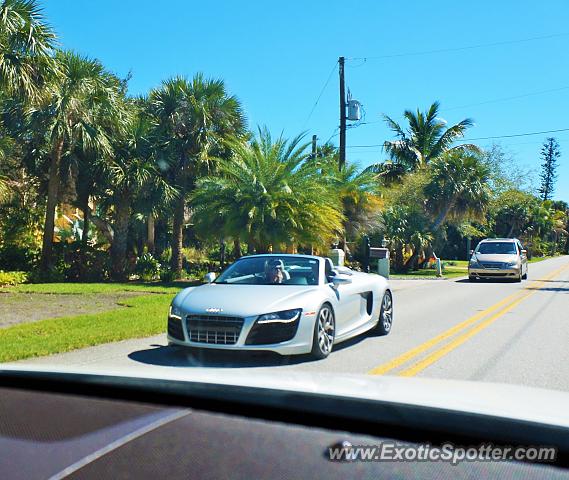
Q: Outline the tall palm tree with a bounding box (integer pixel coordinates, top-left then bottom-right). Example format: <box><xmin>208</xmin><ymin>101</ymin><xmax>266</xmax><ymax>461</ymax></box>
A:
<box><xmin>425</xmin><ymin>150</ymin><xmax>491</xmax><ymax>231</ymax></box>
<box><xmin>0</xmin><ymin>0</ymin><xmax>57</xmax><ymax>100</ymax></box>
<box><xmin>192</xmin><ymin>128</ymin><xmax>344</xmax><ymax>253</ymax></box>
<box><xmin>150</xmin><ymin>74</ymin><xmax>246</xmax><ymax>277</ymax></box>
<box><xmin>378</xmin><ymin>101</ymin><xmax>480</xmax><ymax>172</ymax></box>
<box><xmin>25</xmin><ymin>51</ymin><xmax>124</xmax><ymax>272</ymax></box>
<box><xmin>103</xmin><ymin>101</ymin><xmax>176</xmax><ymax>280</ymax></box>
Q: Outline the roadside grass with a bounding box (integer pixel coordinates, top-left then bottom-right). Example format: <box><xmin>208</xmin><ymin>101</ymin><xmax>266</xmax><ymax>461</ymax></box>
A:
<box><xmin>9</xmin><ymin>281</ymin><xmax>196</xmax><ymax>295</ymax></box>
<box><xmin>390</xmin><ymin>260</ymin><xmax>467</xmax><ymax>280</ymax></box>
<box><xmin>0</xmin><ymin>281</ymin><xmax>198</xmax><ymax>362</ymax></box>
<box><xmin>528</xmin><ymin>255</ymin><xmax>558</xmax><ymax>264</ymax></box>
<box><xmin>0</xmin><ymin>292</ymin><xmax>175</xmax><ymax>363</ymax></box>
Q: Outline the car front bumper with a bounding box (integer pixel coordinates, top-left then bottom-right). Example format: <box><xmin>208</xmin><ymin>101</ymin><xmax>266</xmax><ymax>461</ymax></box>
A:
<box><xmin>469</xmin><ymin>266</ymin><xmax>521</xmax><ymax>279</ymax></box>
<box><xmin>167</xmin><ymin>312</ymin><xmax>316</xmax><ymax>355</ymax></box>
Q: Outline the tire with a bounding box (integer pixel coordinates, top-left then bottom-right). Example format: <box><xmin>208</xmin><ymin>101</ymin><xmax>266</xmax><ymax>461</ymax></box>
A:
<box><xmin>522</xmin><ymin>268</ymin><xmax>528</xmax><ymax>280</ymax></box>
<box><xmin>469</xmin><ymin>276</ymin><xmax>477</xmax><ymax>282</ymax></box>
<box><xmin>311</xmin><ymin>304</ymin><xmax>335</xmax><ymax>359</ymax></box>
<box><xmin>376</xmin><ymin>290</ymin><xmax>393</xmax><ymax>336</ymax></box>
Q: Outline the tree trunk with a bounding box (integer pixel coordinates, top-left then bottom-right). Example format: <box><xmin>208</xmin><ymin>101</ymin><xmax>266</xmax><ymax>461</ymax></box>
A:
<box><xmin>171</xmin><ymin>194</ymin><xmax>185</xmax><ymax>277</ymax></box>
<box><xmin>81</xmin><ymin>194</ymin><xmax>90</xmax><ymax>248</ymax></box>
<box><xmin>431</xmin><ymin>200</ymin><xmax>455</xmax><ymax>232</ymax></box>
<box><xmin>220</xmin><ymin>239</ymin><xmax>226</xmax><ymax>268</ymax></box>
<box><xmin>507</xmin><ymin>222</ymin><xmax>515</xmax><ymax>238</ymax></box>
<box><xmin>233</xmin><ymin>238</ymin><xmax>241</xmax><ymax>258</ymax></box>
<box><xmin>111</xmin><ymin>193</ymin><xmax>131</xmax><ymax>281</ymax></box>
<box><xmin>79</xmin><ymin>191</ymin><xmax>90</xmax><ymax>280</ymax></box>
<box><xmin>146</xmin><ymin>214</ymin><xmax>155</xmax><ymax>253</ymax></box>
<box><xmin>40</xmin><ymin>137</ymin><xmax>65</xmax><ymax>273</ymax></box>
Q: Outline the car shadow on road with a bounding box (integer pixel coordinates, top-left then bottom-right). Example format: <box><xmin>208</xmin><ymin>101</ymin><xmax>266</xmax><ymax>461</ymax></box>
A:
<box><xmin>524</xmin><ymin>286</ymin><xmax>569</xmax><ymax>292</ymax></box>
<box><xmin>129</xmin><ymin>333</ymin><xmax>376</xmax><ymax>368</ymax></box>
<box><xmin>128</xmin><ymin>344</ymin><xmax>315</xmax><ymax>368</ymax></box>
<box><xmin>454</xmin><ymin>278</ymin><xmax>516</xmax><ymax>283</ymax></box>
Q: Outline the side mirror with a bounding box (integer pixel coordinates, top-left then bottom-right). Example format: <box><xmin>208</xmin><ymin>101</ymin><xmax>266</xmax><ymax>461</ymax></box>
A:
<box><xmin>332</xmin><ymin>274</ymin><xmax>352</xmax><ymax>286</ymax></box>
<box><xmin>521</xmin><ymin>249</ymin><xmax>527</xmax><ymax>255</ymax></box>
<box><xmin>469</xmin><ymin>250</ymin><xmax>474</xmax><ymax>256</ymax></box>
<box><xmin>204</xmin><ymin>272</ymin><xmax>217</xmax><ymax>284</ymax></box>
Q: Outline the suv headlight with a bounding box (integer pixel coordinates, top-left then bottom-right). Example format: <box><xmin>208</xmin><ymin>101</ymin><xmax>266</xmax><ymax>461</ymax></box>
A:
<box><xmin>169</xmin><ymin>304</ymin><xmax>183</xmax><ymax>320</ymax></box>
<box><xmin>257</xmin><ymin>308</ymin><xmax>302</xmax><ymax>324</ymax></box>
<box><xmin>506</xmin><ymin>260</ymin><xmax>518</xmax><ymax>267</ymax></box>
<box><xmin>469</xmin><ymin>258</ymin><xmax>480</xmax><ymax>267</ymax></box>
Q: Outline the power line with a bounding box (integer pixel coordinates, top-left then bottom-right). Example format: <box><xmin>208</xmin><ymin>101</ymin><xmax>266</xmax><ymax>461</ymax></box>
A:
<box><xmin>345</xmin><ymin>127</ymin><xmax>569</xmax><ymax>149</ymax></box>
<box><xmin>444</xmin><ymin>86</ymin><xmax>569</xmax><ymax>111</ymax></box>
<box><xmin>460</xmin><ymin>127</ymin><xmax>569</xmax><ymax>141</ymax></box>
<box><xmin>302</xmin><ymin>61</ymin><xmax>338</xmax><ymax>129</ymax></box>
<box><xmin>351</xmin><ymin>84</ymin><xmax>569</xmax><ymax>128</ymax></box>
<box><xmin>347</xmin><ymin>32</ymin><xmax>569</xmax><ymax>61</ymax></box>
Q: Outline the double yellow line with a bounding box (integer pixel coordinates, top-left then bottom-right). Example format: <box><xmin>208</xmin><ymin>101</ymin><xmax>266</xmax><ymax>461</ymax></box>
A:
<box><xmin>368</xmin><ymin>262</ymin><xmax>569</xmax><ymax>378</ymax></box>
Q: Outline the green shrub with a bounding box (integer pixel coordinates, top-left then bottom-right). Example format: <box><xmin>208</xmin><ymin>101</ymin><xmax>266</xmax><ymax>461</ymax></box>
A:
<box><xmin>0</xmin><ymin>246</ymin><xmax>40</xmax><ymax>271</ymax></box>
<box><xmin>0</xmin><ymin>271</ymin><xmax>29</xmax><ymax>286</ymax></box>
<box><xmin>135</xmin><ymin>252</ymin><xmax>162</xmax><ymax>281</ymax></box>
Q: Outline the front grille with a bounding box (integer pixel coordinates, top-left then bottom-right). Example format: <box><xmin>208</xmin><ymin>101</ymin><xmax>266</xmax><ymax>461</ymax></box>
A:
<box><xmin>167</xmin><ymin>318</ymin><xmax>185</xmax><ymax>341</ymax></box>
<box><xmin>186</xmin><ymin>315</ymin><xmax>244</xmax><ymax>345</ymax></box>
<box><xmin>480</xmin><ymin>262</ymin><xmax>505</xmax><ymax>269</ymax></box>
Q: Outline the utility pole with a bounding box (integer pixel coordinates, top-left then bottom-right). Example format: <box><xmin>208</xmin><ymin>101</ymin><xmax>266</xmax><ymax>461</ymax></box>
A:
<box><xmin>338</xmin><ymin>56</ymin><xmax>346</xmax><ymax>171</ymax></box>
<box><xmin>311</xmin><ymin>134</ymin><xmax>317</xmax><ymax>159</ymax></box>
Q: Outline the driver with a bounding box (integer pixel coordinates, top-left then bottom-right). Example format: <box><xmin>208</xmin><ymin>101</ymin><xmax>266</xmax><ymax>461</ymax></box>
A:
<box><xmin>267</xmin><ymin>259</ymin><xmax>287</xmax><ymax>284</ymax></box>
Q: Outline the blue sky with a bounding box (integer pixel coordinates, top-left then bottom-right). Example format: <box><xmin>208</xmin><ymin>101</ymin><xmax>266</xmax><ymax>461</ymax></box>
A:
<box><xmin>45</xmin><ymin>0</ymin><xmax>569</xmax><ymax>200</ymax></box>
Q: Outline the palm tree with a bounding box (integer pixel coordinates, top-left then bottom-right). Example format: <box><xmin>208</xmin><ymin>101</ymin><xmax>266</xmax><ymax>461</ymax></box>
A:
<box><xmin>378</xmin><ymin>101</ymin><xmax>480</xmax><ymax>172</ymax></box>
<box><xmin>493</xmin><ymin>189</ymin><xmax>535</xmax><ymax>238</ymax></box>
<box><xmin>325</xmin><ymin>161</ymin><xmax>381</xmax><ymax>252</ymax></box>
<box><xmin>24</xmin><ymin>51</ymin><xmax>124</xmax><ymax>272</ymax></box>
<box><xmin>192</xmin><ymin>128</ymin><xmax>344</xmax><ymax>253</ymax></box>
<box><xmin>103</xmin><ymin>101</ymin><xmax>176</xmax><ymax>280</ymax></box>
<box><xmin>425</xmin><ymin>150</ymin><xmax>491</xmax><ymax>231</ymax></box>
<box><xmin>150</xmin><ymin>74</ymin><xmax>246</xmax><ymax>277</ymax></box>
<box><xmin>0</xmin><ymin>0</ymin><xmax>57</xmax><ymax>100</ymax></box>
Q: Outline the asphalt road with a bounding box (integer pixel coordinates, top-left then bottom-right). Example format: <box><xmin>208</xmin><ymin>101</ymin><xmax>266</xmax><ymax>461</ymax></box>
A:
<box><xmin>12</xmin><ymin>256</ymin><xmax>569</xmax><ymax>392</ymax></box>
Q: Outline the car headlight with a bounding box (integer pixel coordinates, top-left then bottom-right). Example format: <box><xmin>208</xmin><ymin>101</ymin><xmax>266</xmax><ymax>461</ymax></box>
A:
<box><xmin>469</xmin><ymin>258</ymin><xmax>479</xmax><ymax>267</ymax></box>
<box><xmin>257</xmin><ymin>308</ymin><xmax>302</xmax><ymax>324</ymax></box>
<box><xmin>506</xmin><ymin>260</ymin><xmax>518</xmax><ymax>267</ymax></box>
<box><xmin>169</xmin><ymin>304</ymin><xmax>183</xmax><ymax>320</ymax></box>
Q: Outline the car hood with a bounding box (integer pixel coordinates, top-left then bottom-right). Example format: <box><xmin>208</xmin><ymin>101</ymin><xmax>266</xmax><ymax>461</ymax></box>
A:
<box><xmin>176</xmin><ymin>283</ymin><xmax>321</xmax><ymax>317</ymax></box>
<box><xmin>473</xmin><ymin>253</ymin><xmax>518</xmax><ymax>263</ymax></box>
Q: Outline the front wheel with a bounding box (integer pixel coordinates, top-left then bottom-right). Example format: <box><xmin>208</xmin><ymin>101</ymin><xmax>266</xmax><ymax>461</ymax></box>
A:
<box><xmin>311</xmin><ymin>304</ymin><xmax>335</xmax><ymax>359</ymax></box>
<box><xmin>376</xmin><ymin>290</ymin><xmax>393</xmax><ymax>336</ymax></box>
<box><xmin>522</xmin><ymin>268</ymin><xmax>528</xmax><ymax>280</ymax></box>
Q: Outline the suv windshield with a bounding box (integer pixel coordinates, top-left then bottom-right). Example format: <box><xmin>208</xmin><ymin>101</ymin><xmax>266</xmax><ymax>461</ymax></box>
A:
<box><xmin>215</xmin><ymin>257</ymin><xmax>319</xmax><ymax>285</ymax></box>
<box><xmin>476</xmin><ymin>242</ymin><xmax>517</xmax><ymax>255</ymax></box>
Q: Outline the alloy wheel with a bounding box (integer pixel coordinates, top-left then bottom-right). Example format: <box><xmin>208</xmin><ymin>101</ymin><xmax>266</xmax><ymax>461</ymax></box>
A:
<box><xmin>317</xmin><ymin>306</ymin><xmax>335</xmax><ymax>355</ymax></box>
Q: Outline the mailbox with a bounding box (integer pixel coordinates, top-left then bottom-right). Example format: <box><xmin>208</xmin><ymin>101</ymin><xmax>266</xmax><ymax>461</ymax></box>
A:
<box><xmin>370</xmin><ymin>247</ymin><xmax>390</xmax><ymax>279</ymax></box>
<box><xmin>369</xmin><ymin>247</ymin><xmax>389</xmax><ymax>259</ymax></box>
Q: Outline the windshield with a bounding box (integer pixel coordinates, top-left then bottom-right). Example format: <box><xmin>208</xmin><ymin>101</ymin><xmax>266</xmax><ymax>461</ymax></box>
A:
<box><xmin>215</xmin><ymin>256</ymin><xmax>319</xmax><ymax>285</ymax></box>
<box><xmin>476</xmin><ymin>242</ymin><xmax>518</xmax><ymax>255</ymax></box>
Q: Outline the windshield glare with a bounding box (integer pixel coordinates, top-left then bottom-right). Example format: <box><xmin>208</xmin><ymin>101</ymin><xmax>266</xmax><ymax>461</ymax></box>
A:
<box><xmin>215</xmin><ymin>257</ymin><xmax>320</xmax><ymax>285</ymax></box>
<box><xmin>476</xmin><ymin>242</ymin><xmax>517</xmax><ymax>255</ymax></box>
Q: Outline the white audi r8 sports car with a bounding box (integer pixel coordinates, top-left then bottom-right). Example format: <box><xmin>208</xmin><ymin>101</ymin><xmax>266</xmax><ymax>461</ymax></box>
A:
<box><xmin>167</xmin><ymin>254</ymin><xmax>393</xmax><ymax>359</ymax></box>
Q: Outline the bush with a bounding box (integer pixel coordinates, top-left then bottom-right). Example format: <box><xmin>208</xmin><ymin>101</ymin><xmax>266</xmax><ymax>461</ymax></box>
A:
<box><xmin>0</xmin><ymin>246</ymin><xmax>40</xmax><ymax>272</ymax></box>
<box><xmin>62</xmin><ymin>244</ymin><xmax>112</xmax><ymax>281</ymax></box>
<box><xmin>0</xmin><ymin>271</ymin><xmax>29</xmax><ymax>286</ymax></box>
<box><xmin>135</xmin><ymin>252</ymin><xmax>162</xmax><ymax>281</ymax></box>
